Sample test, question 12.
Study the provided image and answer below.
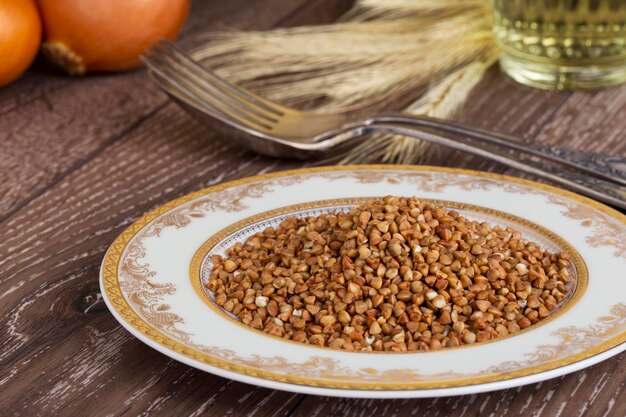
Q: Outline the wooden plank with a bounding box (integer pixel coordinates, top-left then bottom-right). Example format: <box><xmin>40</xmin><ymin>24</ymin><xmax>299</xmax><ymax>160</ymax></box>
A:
<box><xmin>0</xmin><ymin>0</ymin><xmax>318</xmax><ymax>218</ymax></box>
<box><xmin>0</xmin><ymin>2</ymin><xmax>350</xmax><ymax>416</ymax></box>
<box><xmin>0</xmin><ymin>72</ymin><xmax>165</xmax><ymax>217</ymax></box>
<box><xmin>0</xmin><ymin>58</ymin><xmax>70</xmax><ymax>116</ymax></box>
<box><xmin>533</xmin><ymin>86</ymin><xmax>626</xmax><ymax>155</ymax></box>
<box><xmin>454</xmin><ymin>66</ymin><xmax>571</xmax><ymax>138</ymax></box>
<box><xmin>0</xmin><ymin>98</ymin><xmax>316</xmax><ymax>415</ymax></box>
<box><xmin>0</xmin><ymin>94</ymin><xmax>295</xmax><ymax>417</ymax></box>
<box><xmin>164</xmin><ymin>382</ymin><xmax>302</xmax><ymax>417</ymax></box>
<box><xmin>0</xmin><ymin>87</ymin><xmax>308</xmax><ymax>412</ymax></box>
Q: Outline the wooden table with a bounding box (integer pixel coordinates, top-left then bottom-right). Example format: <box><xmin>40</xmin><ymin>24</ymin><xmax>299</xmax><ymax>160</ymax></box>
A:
<box><xmin>1</xmin><ymin>1</ymin><xmax>625</xmax><ymax>416</ymax></box>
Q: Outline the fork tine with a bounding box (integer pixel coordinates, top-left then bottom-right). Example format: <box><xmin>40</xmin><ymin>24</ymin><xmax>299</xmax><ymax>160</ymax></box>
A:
<box><xmin>152</xmin><ymin>68</ymin><xmax>272</xmax><ymax>134</ymax></box>
<box><xmin>142</xmin><ymin>52</ymin><xmax>273</xmax><ymax>132</ymax></box>
<box><xmin>152</xmin><ymin>42</ymin><xmax>281</xmax><ymax>123</ymax></box>
<box><xmin>158</xmin><ymin>40</ymin><xmax>285</xmax><ymax>116</ymax></box>
<box><xmin>141</xmin><ymin>53</ymin><xmax>235</xmax><ymax>124</ymax></box>
<box><xmin>145</xmin><ymin>49</ymin><xmax>275</xmax><ymax>130</ymax></box>
<box><xmin>150</xmin><ymin>43</ymin><xmax>280</xmax><ymax>125</ymax></box>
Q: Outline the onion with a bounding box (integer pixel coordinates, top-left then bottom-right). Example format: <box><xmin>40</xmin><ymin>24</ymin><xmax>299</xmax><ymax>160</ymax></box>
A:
<box><xmin>38</xmin><ymin>0</ymin><xmax>190</xmax><ymax>75</ymax></box>
<box><xmin>0</xmin><ymin>0</ymin><xmax>42</xmax><ymax>87</ymax></box>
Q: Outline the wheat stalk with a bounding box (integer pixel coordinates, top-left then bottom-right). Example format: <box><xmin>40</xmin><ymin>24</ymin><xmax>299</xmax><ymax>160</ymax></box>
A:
<box><xmin>193</xmin><ymin>0</ymin><xmax>497</xmax><ymax>163</ymax></box>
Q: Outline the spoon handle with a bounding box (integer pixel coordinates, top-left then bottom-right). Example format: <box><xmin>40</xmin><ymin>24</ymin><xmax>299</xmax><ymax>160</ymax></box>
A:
<box><xmin>361</xmin><ymin>123</ymin><xmax>626</xmax><ymax>210</ymax></box>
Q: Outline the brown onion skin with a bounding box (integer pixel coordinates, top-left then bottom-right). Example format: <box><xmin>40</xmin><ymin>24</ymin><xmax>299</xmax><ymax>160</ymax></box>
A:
<box><xmin>0</xmin><ymin>0</ymin><xmax>42</xmax><ymax>87</ymax></box>
<box><xmin>37</xmin><ymin>0</ymin><xmax>190</xmax><ymax>75</ymax></box>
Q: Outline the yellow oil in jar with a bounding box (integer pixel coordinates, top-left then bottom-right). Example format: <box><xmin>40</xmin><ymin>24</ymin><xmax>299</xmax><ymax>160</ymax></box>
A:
<box><xmin>493</xmin><ymin>0</ymin><xmax>626</xmax><ymax>90</ymax></box>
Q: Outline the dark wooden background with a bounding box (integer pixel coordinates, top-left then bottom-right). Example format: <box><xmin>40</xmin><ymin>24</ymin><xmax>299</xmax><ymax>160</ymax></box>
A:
<box><xmin>1</xmin><ymin>1</ymin><xmax>625</xmax><ymax>416</ymax></box>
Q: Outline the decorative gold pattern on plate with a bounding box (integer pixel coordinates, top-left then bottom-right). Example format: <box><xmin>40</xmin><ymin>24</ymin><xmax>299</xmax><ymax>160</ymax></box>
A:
<box><xmin>101</xmin><ymin>165</ymin><xmax>626</xmax><ymax>390</ymax></box>
<box><xmin>488</xmin><ymin>303</ymin><xmax>626</xmax><ymax>373</ymax></box>
<box><xmin>544</xmin><ymin>195</ymin><xmax>626</xmax><ymax>259</ymax></box>
<box><xmin>190</xmin><ymin>197</ymin><xmax>588</xmax><ymax>354</ymax></box>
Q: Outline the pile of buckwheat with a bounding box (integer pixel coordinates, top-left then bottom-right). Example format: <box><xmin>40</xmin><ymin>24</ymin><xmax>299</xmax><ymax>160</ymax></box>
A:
<box><xmin>207</xmin><ymin>196</ymin><xmax>572</xmax><ymax>352</ymax></box>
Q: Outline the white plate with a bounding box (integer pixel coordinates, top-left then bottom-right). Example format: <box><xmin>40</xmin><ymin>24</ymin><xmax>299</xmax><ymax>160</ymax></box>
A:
<box><xmin>100</xmin><ymin>165</ymin><xmax>626</xmax><ymax>398</ymax></box>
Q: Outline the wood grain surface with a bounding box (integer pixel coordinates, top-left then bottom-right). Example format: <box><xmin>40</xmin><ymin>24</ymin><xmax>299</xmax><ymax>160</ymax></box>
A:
<box><xmin>0</xmin><ymin>1</ymin><xmax>624</xmax><ymax>416</ymax></box>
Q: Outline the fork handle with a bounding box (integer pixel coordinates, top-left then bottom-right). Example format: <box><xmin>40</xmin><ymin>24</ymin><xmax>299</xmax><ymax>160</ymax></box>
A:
<box><xmin>370</xmin><ymin>114</ymin><xmax>626</xmax><ymax>187</ymax></box>
<box><xmin>359</xmin><ymin>123</ymin><xmax>626</xmax><ymax>210</ymax></box>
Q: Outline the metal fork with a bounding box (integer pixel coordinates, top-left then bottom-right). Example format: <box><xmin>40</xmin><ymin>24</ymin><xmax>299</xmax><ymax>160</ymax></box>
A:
<box><xmin>142</xmin><ymin>40</ymin><xmax>626</xmax><ymax>209</ymax></box>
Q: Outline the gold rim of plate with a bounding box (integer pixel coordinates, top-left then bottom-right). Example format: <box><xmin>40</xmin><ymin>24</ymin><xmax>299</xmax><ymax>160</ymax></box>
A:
<box><xmin>101</xmin><ymin>165</ymin><xmax>626</xmax><ymax>390</ymax></box>
<box><xmin>190</xmin><ymin>197</ymin><xmax>588</xmax><ymax>355</ymax></box>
